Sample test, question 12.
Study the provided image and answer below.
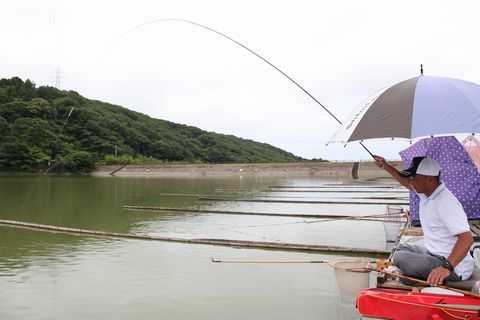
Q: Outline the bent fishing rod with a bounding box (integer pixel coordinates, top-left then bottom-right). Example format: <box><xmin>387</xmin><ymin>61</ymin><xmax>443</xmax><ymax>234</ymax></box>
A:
<box><xmin>115</xmin><ymin>19</ymin><xmax>374</xmax><ymax>158</ymax></box>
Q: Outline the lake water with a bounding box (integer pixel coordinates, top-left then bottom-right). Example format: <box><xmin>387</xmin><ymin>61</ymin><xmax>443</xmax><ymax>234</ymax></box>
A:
<box><xmin>0</xmin><ymin>175</ymin><xmax>406</xmax><ymax>319</ymax></box>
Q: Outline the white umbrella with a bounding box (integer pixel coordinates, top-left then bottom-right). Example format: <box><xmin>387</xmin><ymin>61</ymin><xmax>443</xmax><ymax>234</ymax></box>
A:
<box><xmin>328</xmin><ymin>75</ymin><xmax>480</xmax><ymax>145</ymax></box>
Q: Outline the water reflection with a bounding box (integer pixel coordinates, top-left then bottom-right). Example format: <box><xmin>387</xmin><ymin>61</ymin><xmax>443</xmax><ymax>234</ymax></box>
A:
<box><xmin>0</xmin><ymin>175</ymin><xmax>402</xmax><ymax>319</ymax></box>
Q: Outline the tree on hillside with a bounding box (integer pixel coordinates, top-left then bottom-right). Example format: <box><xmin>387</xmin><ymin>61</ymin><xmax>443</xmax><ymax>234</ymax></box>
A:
<box><xmin>0</xmin><ymin>77</ymin><xmax>317</xmax><ymax>173</ymax></box>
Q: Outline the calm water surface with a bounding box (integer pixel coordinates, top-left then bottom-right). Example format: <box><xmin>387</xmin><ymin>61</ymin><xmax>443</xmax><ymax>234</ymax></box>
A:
<box><xmin>0</xmin><ymin>175</ymin><xmax>404</xmax><ymax>319</ymax></box>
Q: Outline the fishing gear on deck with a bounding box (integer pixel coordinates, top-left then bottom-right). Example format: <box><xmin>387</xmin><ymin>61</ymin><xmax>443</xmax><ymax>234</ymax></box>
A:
<box><xmin>371</xmin><ymin>267</ymin><xmax>480</xmax><ymax>299</ymax></box>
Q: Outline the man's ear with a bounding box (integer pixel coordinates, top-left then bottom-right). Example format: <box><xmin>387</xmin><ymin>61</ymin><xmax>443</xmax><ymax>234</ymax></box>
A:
<box><xmin>427</xmin><ymin>176</ymin><xmax>436</xmax><ymax>184</ymax></box>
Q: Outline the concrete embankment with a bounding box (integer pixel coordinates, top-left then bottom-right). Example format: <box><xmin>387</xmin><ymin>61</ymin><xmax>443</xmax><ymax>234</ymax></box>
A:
<box><xmin>92</xmin><ymin>161</ymin><xmax>403</xmax><ymax>179</ymax></box>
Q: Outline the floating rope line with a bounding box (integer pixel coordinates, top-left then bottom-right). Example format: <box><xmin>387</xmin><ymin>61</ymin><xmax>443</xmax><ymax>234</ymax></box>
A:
<box><xmin>213</xmin><ymin>191</ymin><xmax>409</xmax><ymax>199</ymax></box>
<box><xmin>198</xmin><ymin>197</ymin><xmax>409</xmax><ymax>205</ymax></box>
<box><xmin>0</xmin><ymin>219</ymin><xmax>390</xmax><ymax>255</ymax></box>
<box><xmin>123</xmin><ymin>205</ymin><xmax>366</xmax><ymax>219</ymax></box>
<box><xmin>155</xmin><ymin>192</ymin><xmax>407</xmax><ymax>200</ymax></box>
<box><xmin>216</xmin><ymin>188</ymin><xmax>408</xmax><ymax>194</ymax></box>
<box><xmin>268</xmin><ymin>185</ymin><xmax>401</xmax><ymax>189</ymax></box>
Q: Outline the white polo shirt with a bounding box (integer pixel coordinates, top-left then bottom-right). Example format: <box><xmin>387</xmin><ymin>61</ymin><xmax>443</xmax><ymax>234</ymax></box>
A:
<box><xmin>418</xmin><ymin>183</ymin><xmax>473</xmax><ymax>280</ymax></box>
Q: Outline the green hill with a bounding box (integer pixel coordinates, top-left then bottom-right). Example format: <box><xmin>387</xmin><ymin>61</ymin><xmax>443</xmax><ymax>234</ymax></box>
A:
<box><xmin>0</xmin><ymin>77</ymin><xmax>314</xmax><ymax>173</ymax></box>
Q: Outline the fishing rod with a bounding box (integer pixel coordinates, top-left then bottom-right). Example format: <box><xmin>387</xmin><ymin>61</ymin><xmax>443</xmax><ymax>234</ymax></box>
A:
<box><xmin>371</xmin><ymin>267</ymin><xmax>480</xmax><ymax>299</ymax></box>
<box><xmin>211</xmin><ymin>258</ymin><xmax>332</xmax><ymax>264</ymax></box>
<box><xmin>210</xmin><ymin>257</ymin><xmax>480</xmax><ymax>298</ymax></box>
<box><xmin>116</xmin><ymin>19</ymin><xmax>374</xmax><ymax>158</ymax></box>
<box><xmin>210</xmin><ymin>257</ymin><xmax>377</xmax><ymax>264</ymax></box>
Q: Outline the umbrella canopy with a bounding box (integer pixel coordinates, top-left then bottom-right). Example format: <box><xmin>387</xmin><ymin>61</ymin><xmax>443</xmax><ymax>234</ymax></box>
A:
<box><xmin>399</xmin><ymin>136</ymin><xmax>480</xmax><ymax>221</ymax></box>
<box><xmin>328</xmin><ymin>75</ymin><xmax>480</xmax><ymax>144</ymax></box>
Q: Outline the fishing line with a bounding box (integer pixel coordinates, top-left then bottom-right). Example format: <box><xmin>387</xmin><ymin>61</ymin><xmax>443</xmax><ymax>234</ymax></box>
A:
<box><xmin>0</xmin><ymin>172</ymin><xmax>43</xmax><ymax>253</ymax></box>
<box><xmin>227</xmin><ymin>212</ymin><xmax>406</xmax><ymax>229</ymax></box>
<box><xmin>44</xmin><ymin>106</ymin><xmax>74</xmax><ymax>174</ymax></box>
<box><xmin>114</xmin><ymin>18</ymin><xmax>374</xmax><ymax>158</ymax></box>
<box><xmin>219</xmin><ymin>228</ymin><xmax>283</xmax><ymax>242</ymax></box>
<box><xmin>61</xmin><ymin>107</ymin><xmax>74</xmax><ymax>130</ymax></box>
<box><xmin>141</xmin><ymin>211</ymin><xmax>283</xmax><ymax>242</ymax></box>
<box><xmin>0</xmin><ymin>105</ymin><xmax>75</xmax><ymax>254</ymax></box>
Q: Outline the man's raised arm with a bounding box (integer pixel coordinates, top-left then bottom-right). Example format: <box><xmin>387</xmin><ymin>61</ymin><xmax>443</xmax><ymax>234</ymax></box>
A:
<box><xmin>373</xmin><ymin>155</ymin><xmax>413</xmax><ymax>191</ymax></box>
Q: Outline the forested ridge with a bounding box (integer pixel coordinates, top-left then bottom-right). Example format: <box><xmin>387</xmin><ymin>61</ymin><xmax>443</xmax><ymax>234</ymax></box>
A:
<box><xmin>0</xmin><ymin>77</ymin><xmax>318</xmax><ymax>173</ymax></box>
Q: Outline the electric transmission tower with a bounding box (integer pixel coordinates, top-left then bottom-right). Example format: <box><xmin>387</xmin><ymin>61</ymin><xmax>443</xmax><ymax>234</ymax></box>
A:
<box><xmin>52</xmin><ymin>65</ymin><xmax>64</xmax><ymax>89</ymax></box>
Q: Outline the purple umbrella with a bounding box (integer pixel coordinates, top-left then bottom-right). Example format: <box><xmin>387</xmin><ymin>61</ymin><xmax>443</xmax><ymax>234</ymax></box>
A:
<box><xmin>399</xmin><ymin>136</ymin><xmax>480</xmax><ymax>221</ymax></box>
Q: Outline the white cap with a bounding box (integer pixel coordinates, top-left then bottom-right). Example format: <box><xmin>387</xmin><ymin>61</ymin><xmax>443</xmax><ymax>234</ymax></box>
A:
<box><xmin>417</xmin><ymin>157</ymin><xmax>441</xmax><ymax>176</ymax></box>
<box><xmin>399</xmin><ymin>156</ymin><xmax>441</xmax><ymax>177</ymax></box>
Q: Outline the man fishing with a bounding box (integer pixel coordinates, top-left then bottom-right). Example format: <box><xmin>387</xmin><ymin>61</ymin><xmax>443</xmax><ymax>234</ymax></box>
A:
<box><xmin>374</xmin><ymin>155</ymin><xmax>474</xmax><ymax>286</ymax></box>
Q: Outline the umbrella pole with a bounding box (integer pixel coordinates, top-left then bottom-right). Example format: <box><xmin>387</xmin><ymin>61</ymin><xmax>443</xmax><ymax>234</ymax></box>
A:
<box><xmin>359</xmin><ymin>142</ymin><xmax>375</xmax><ymax>158</ymax></box>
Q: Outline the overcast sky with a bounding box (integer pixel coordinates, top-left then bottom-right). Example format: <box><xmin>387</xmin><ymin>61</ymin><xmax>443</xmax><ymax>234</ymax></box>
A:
<box><xmin>1</xmin><ymin>0</ymin><xmax>479</xmax><ymax>161</ymax></box>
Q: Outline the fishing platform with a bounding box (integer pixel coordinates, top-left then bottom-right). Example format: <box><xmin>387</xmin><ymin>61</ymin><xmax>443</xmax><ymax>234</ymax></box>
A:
<box><xmin>376</xmin><ymin>219</ymin><xmax>480</xmax><ymax>291</ymax></box>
